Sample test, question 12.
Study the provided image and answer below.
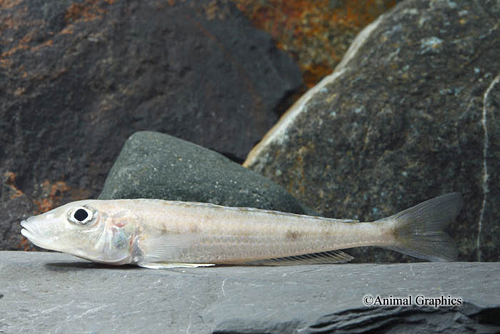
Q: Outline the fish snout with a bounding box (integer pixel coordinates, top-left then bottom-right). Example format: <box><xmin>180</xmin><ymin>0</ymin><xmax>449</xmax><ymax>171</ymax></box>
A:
<box><xmin>20</xmin><ymin>217</ymin><xmax>48</xmax><ymax>247</ymax></box>
<box><xmin>21</xmin><ymin>217</ymin><xmax>37</xmax><ymax>237</ymax></box>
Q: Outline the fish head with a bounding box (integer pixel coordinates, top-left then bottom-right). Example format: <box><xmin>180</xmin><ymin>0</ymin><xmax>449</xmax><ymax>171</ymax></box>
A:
<box><xmin>21</xmin><ymin>200</ymin><xmax>134</xmax><ymax>265</ymax></box>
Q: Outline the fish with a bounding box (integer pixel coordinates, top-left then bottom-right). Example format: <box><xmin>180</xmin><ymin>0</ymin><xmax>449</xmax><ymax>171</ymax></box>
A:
<box><xmin>20</xmin><ymin>192</ymin><xmax>462</xmax><ymax>269</ymax></box>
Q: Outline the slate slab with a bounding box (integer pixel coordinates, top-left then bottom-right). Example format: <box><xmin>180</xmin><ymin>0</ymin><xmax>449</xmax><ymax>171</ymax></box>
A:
<box><xmin>244</xmin><ymin>0</ymin><xmax>500</xmax><ymax>262</ymax></box>
<box><xmin>1</xmin><ymin>251</ymin><xmax>499</xmax><ymax>333</ymax></box>
<box><xmin>99</xmin><ymin>131</ymin><xmax>309</xmax><ymax>214</ymax></box>
<box><xmin>0</xmin><ymin>0</ymin><xmax>302</xmax><ymax>250</ymax></box>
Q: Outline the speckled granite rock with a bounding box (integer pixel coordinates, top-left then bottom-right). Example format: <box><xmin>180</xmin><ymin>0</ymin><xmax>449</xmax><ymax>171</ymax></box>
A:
<box><xmin>0</xmin><ymin>0</ymin><xmax>302</xmax><ymax>250</ymax></box>
<box><xmin>244</xmin><ymin>0</ymin><xmax>500</xmax><ymax>262</ymax></box>
<box><xmin>99</xmin><ymin>131</ymin><xmax>309</xmax><ymax>214</ymax></box>
<box><xmin>2</xmin><ymin>251</ymin><xmax>499</xmax><ymax>333</ymax></box>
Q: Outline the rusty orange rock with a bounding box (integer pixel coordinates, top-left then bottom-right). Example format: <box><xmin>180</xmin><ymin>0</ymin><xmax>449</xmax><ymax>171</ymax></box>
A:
<box><xmin>232</xmin><ymin>0</ymin><xmax>397</xmax><ymax>87</ymax></box>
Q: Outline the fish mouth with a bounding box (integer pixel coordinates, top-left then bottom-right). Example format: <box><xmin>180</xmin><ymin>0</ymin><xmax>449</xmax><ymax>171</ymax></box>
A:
<box><xmin>21</xmin><ymin>218</ymin><xmax>97</xmax><ymax>259</ymax></box>
<box><xmin>20</xmin><ymin>218</ymin><xmax>53</xmax><ymax>250</ymax></box>
<box><xmin>20</xmin><ymin>218</ymin><xmax>36</xmax><ymax>239</ymax></box>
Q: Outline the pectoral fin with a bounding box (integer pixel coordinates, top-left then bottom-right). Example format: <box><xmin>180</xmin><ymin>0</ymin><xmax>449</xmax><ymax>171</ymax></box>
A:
<box><xmin>138</xmin><ymin>233</ymin><xmax>202</xmax><ymax>264</ymax></box>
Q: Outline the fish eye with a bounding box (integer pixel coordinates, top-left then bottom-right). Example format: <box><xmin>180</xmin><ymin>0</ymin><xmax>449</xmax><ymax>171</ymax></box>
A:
<box><xmin>68</xmin><ymin>205</ymin><xmax>96</xmax><ymax>225</ymax></box>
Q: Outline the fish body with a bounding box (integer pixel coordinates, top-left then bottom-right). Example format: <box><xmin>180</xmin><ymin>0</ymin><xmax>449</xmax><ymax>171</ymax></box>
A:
<box><xmin>20</xmin><ymin>193</ymin><xmax>462</xmax><ymax>268</ymax></box>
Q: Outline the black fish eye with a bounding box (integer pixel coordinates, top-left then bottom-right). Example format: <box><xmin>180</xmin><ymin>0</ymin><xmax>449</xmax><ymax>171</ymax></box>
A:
<box><xmin>68</xmin><ymin>205</ymin><xmax>96</xmax><ymax>225</ymax></box>
<box><xmin>74</xmin><ymin>208</ymin><xmax>88</xmax><ymax>222</ymax></box>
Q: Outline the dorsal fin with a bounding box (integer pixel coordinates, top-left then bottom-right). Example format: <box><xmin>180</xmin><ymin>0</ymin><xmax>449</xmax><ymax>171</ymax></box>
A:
<box><xmin>235</xmin><ymin>250</ymin><xmax>354</xmax><ymax>266</ymax></box>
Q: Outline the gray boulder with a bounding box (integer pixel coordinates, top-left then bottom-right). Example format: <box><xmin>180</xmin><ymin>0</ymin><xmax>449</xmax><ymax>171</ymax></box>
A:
<box><xmin>0</xmin><ymin>0</ymin><xmax>302</xmax><ymax>250</ymax></box>
<box><xmin>244</xmin><ymin>0</ymin><xmax>500</xmax><ymax>262</ymax></box>
<box><xmin>2</xmin><ymin>251</ymin><xmax>499</xmax><ymax>333</ymax></box>
<box><xmin>99</xmin><ymin>131</ymin><xmax>309</xmax><ymax>214</ymax></box>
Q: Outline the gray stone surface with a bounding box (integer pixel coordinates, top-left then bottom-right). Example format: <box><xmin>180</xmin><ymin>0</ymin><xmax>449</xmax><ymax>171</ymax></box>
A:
<box><xmin>99</xmin><ymin>131</ymin><xmax>309</xmax><ymax>214</ymax></box>
<box><xmin>244</xmin><ymin>0</ymin><xmax>500</xmax><ymax>262</ymax></box>
<box><xmin>1</xmin><ymin>252</ymin><xmax>499</xmax><ymax>333</ymax></box>
<box><xmin>0</xmin><ymin>0</ymin><xmax>302</xmax><ymax>250</ymax></box>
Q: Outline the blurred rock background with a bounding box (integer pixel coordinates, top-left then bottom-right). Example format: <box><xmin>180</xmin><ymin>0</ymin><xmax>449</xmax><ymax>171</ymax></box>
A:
<box><xmin>6</xmin><ymin>0</ymin><xmax>498</xmax><ymax>264</ymax></box>
<box><xmin>1</xmin><ymin>0</ymin><xmax>303</xmax><ymax>250</ymax></box>
<box><xmin>2</xmin><ymin>2</ymin><xmax>499</xmax><ymax>332</ymax></box>
<box><xmin>1</xmin><ymin>0</ymin><xmax>397</xmax><ymax>252</ymax></box>
<box><xmin>244</xmin><ymin>0</ymin><xmax>500</xmax><ymax>262</ymax></box>
<box><xmin>232</xmin><ymin>0</ymin><xmax>399</xmax><ymax>87</ymax></box>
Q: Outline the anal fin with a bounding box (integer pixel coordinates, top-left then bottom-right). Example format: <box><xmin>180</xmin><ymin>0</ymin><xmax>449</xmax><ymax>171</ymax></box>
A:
<box><xmin>237</xmin><ymin>250</ymin><xmax>354</xmax><ymax>266</ymax></box>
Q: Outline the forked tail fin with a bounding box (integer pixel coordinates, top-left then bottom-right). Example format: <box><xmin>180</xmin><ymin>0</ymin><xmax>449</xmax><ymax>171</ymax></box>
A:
<box><xmin>380</xmin><ymin>193</ymin><xmax>463</xmax><ymax>262</ymax></box>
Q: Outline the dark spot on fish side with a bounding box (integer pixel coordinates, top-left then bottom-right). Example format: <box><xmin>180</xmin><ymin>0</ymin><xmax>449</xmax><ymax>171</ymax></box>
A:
<box><xmin>189</xmin><ymin>224</ymin><xmax>200</xmax><ymax>233</ymax></box>
<box><xmin>286</xmin><ymin>230</ymin><xmax>300</xmax><ymax>240</ymax></box>
<box><xmin>0</xmin><ymin>293</ymin><xmax>4</xmax><ymax>299</ymax></box>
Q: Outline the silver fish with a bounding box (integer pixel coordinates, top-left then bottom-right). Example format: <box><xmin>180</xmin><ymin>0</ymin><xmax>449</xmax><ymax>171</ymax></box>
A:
<box><xmin>20</xmin><ymin>193</ymin><xmax>462</xmax><ymax>268</ymax></box>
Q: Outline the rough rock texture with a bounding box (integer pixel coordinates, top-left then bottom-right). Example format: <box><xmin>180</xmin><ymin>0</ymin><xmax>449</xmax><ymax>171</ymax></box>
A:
<box><xmin>232</xmin><ymin>0</ymin><xmax>400</xmax><ymax>87</ymax></box>
<box><xmin>99</xmin><ymin>131</ymin><xmax>308</xmax><ymax>214</ymax></box>
<box><xmin>244</xmin><ymin>0</ymin><xmax>500</xmax><ymax>262</ymax></box>
<box><xmin>2</xmin><ymin>251</ymin><xmax>499</xmax><ymax>333</ymax></box>
<box><xmin>0</xmin><ymin>0</ymin><xmax>302</xmax><ymax>250</ymax></box>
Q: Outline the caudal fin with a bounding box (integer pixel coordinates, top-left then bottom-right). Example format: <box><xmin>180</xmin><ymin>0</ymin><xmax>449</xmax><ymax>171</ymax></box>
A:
<box><xmin>381</xmin><ymin>193</ymin><xmax>463</xmax><ymax>262</ymax></box>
